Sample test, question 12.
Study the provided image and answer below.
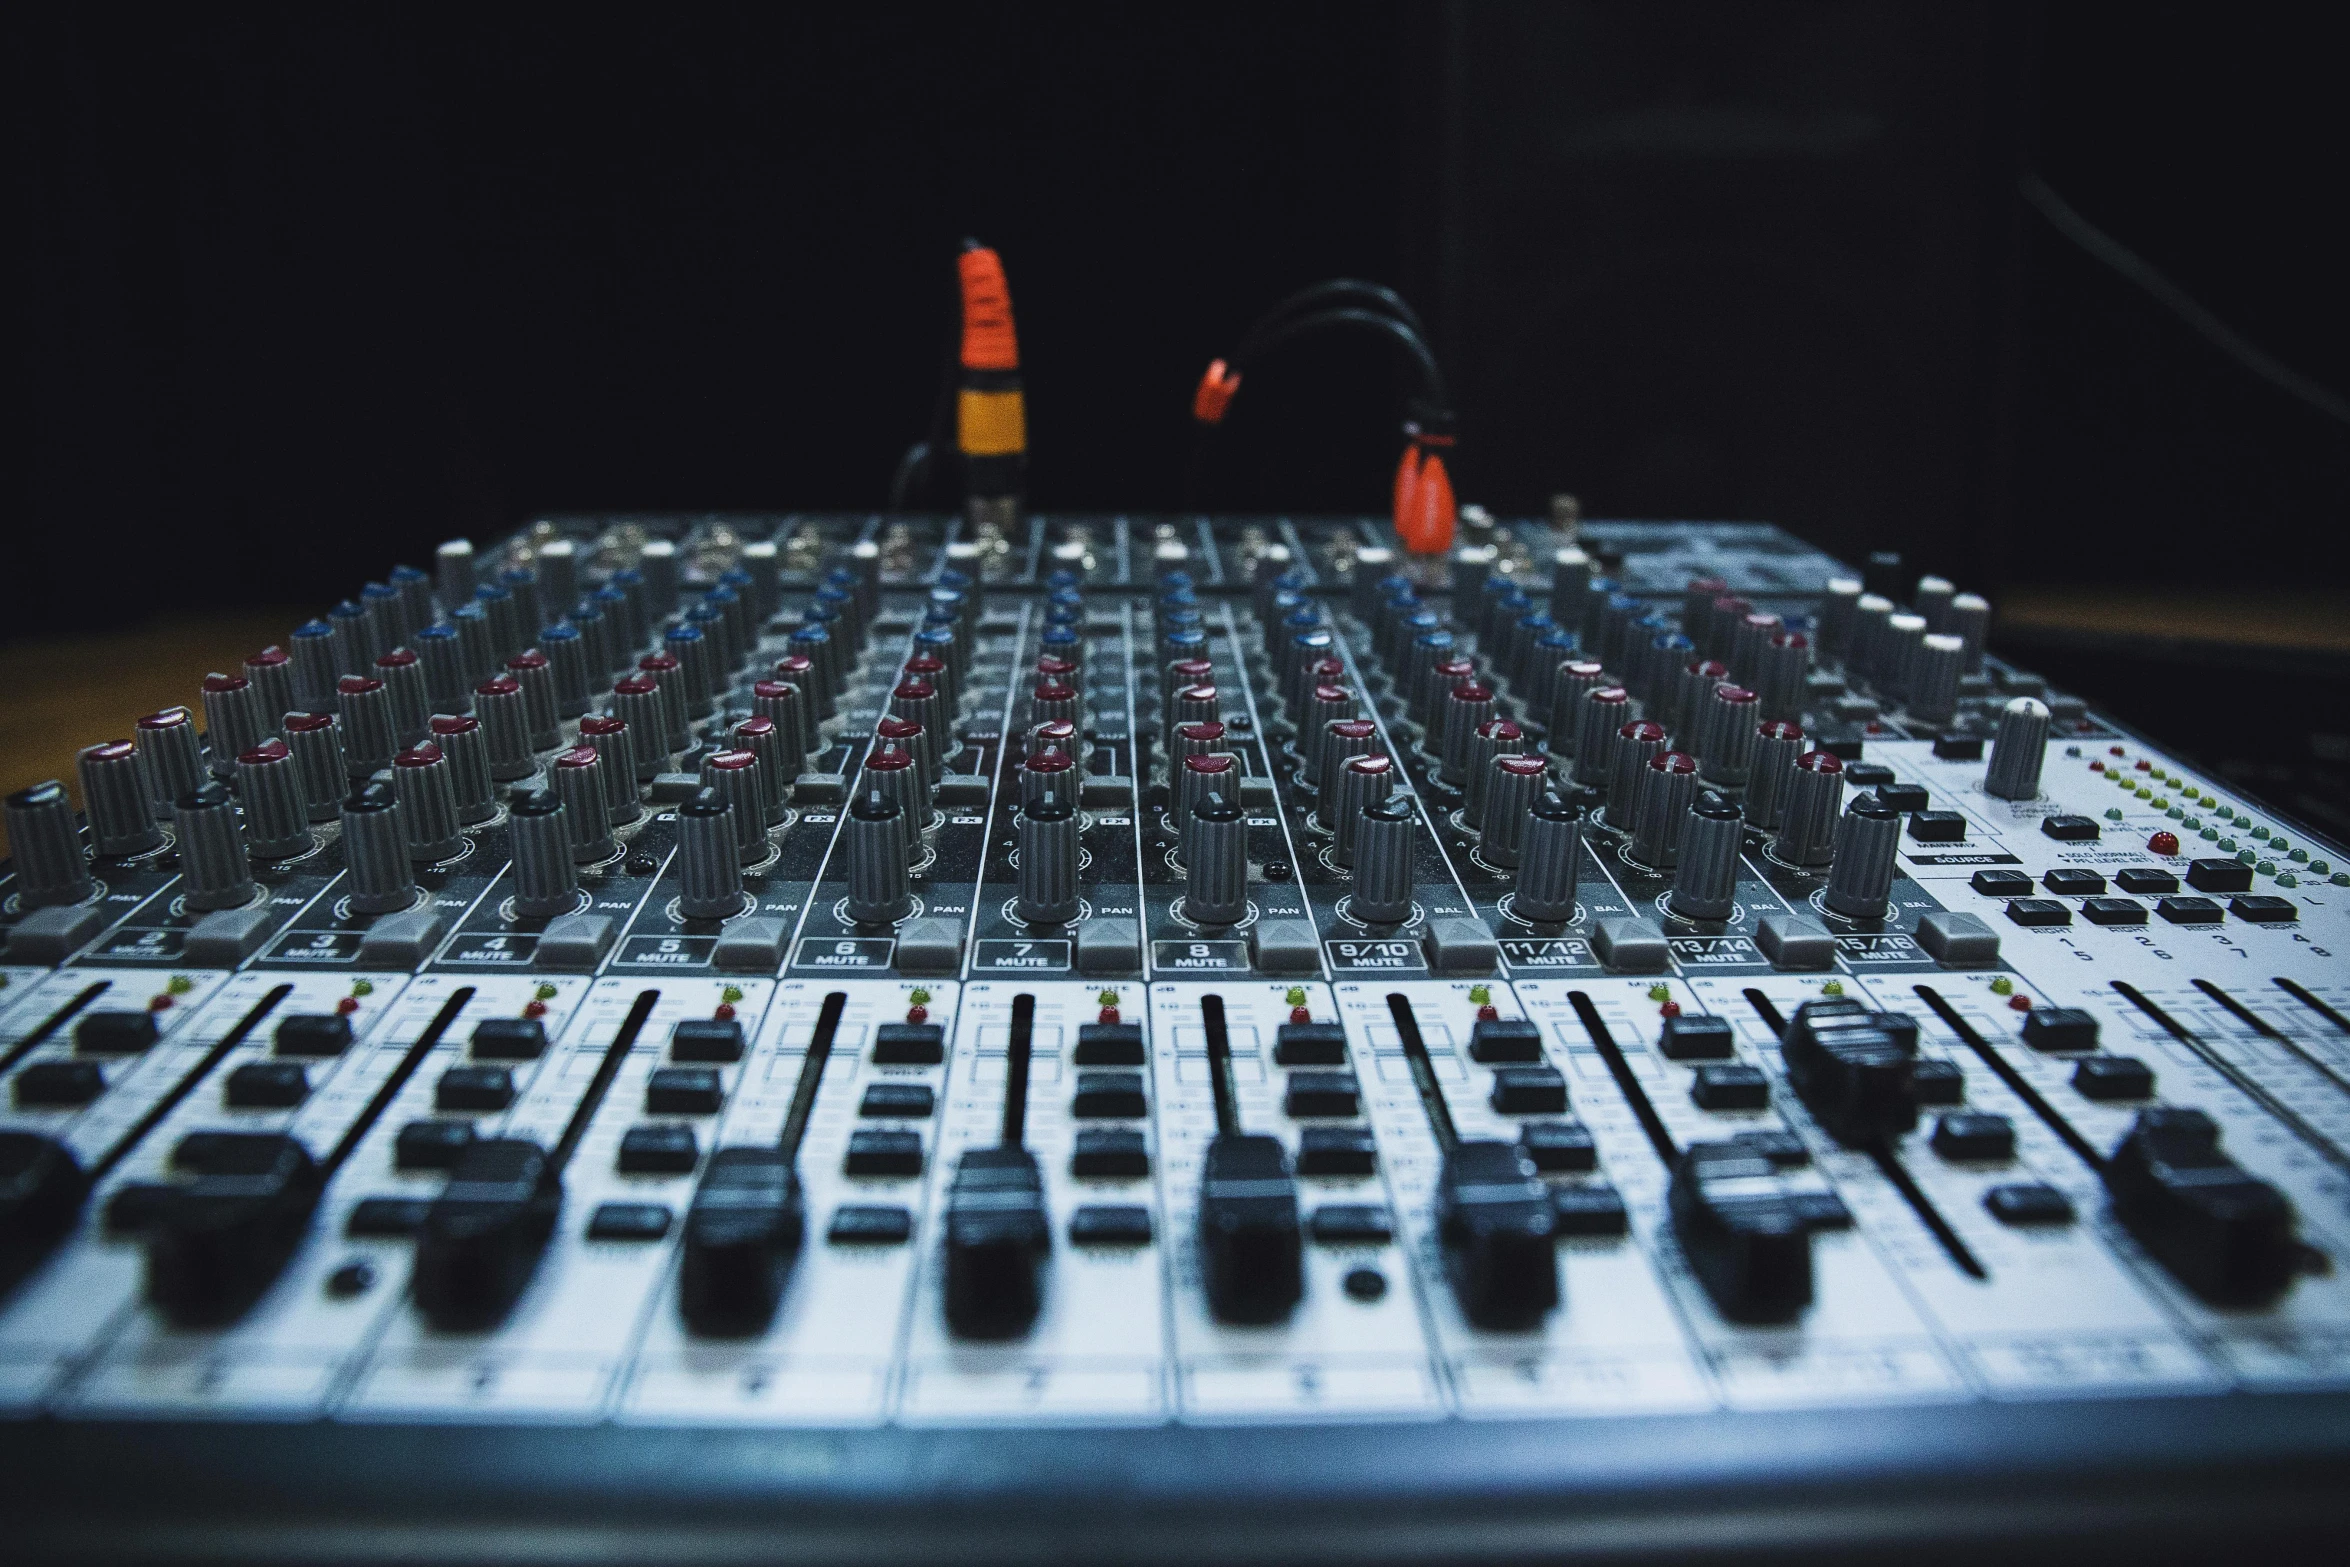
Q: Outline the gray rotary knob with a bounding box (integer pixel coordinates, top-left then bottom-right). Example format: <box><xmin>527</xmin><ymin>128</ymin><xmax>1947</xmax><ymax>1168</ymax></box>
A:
<box><xmin>282</xmin><ymin>714</ymin><xmax>349</xmax><ymax>821</ymax></box>
<box><xmin>541</xmin><ymin>623</ymin><xmax>593</xmax><ymax>719</ymax></box>
<box><xmin>565</xmin><ymin>596</ymin><xmax>615</xmax><ymax>684</ymax></box>
<box><xmin>1670</xmin><ymin>790</ymin><xmax>1744</xmax><ymax>922</ymax></box>
<box><xmin>1298</xmin><ymin>685</ymin><xmax>1356</xmax><ymax>779</ymax></box>
<box><xmin>1183</xmin><ymin>792</ymin><xmax>1249</xmax><ymax>928</ymax></box>
<box><xmin>450</xmin><ymin>602</ymin><xmax>498</xmax><ymax>688</ymax></box>
<box><xmin>3</xmin><ymin>782</ymin><xmax>93</xmax><ymax>907</ymax></box>
<box><xmin>236</xmin><ymin>740</ymin><xmax>313</xmax><ymax>859</ymax></box>
<box><xmin>1694</xmin><ymin>684</ymin><xmax>1760</xmax><ymax>787</ymax></box>
<box><xmin>170</xmin><ymin>784</ymin><xmax>254</xmax><ymax>912</ymax></box>
<box><xmin>1172</xmin><ymin>683</ymin><xmax>1221</xmax><ymax>728</ymax></box>
<box><xmin>1551</xmin><ymin>545</ymin><xmax>1592</xmax><ymax>610</ymax></box>
<box><xmin>200</xmin><ymin>673</ymin><xmax>266</xmax><ymax>779</ymax></box>
<box><xmin>638</xmin><ymin>538</ymin><xmax>681</xmax><ymax>616</ymax></box>
<box><xmin>752</xmin><ymin>679</ymin><xmax>815</xmax><ymax>770</ymax></box>
<box><xmin>700</xmin><ymin>750</ymin><xmax>773</xmax><ymax>860</ymax></box>
<box><xmin>1176</xmin><ymin>752</ymin><xmax>1239</xmax><ymax>833</ymax></box>
<box><xmin>1350</xmin><ymin>796</ymin><xmax>1417</xmax><ymax>924</ymax></box>
<box><xmin>1314</xmin><ymin>721</ymin><xmax>1381</xmax><ymax>826</ymax></box>
<box><xmin>1878</xmin><ymin>613</ymin><xmax>1927</xmax><ymax>703</ymax></box>
<box><xmin>1330</xmin><ymin>752</ymin><xmax>1395</xmax><ymax>868</ymax></box>
<box><xmin>1570</xmin><ymin>686</ymin><xmax>1631</xmax><ymax>789</ymax></box>
<box><xmin>77</xmin><ymin>740</ymin><xmax>162</xmax><ymax>856</ymax></box>
<box><xmin>537</xmin><ymin>540</ymin><xmax>581</xmax><ymax>620</ymax></box>
<box><xmin>1162</xmin><ymin>654</ymin><xmax>1212</xmax><ymax>710</ymax></box>
<box><xmin>507</xmin><ymin>789</ymin><xmax>581</xmax><ymax>918</ymax></box>
<box><xmin>900</xmin><ymin>646</ymin><xmax>950</xmax><ymax>717</ymax></box>
<box><xmin>1985</xmin><ymin>697</ymin><xmax>2050</xmax><ymax>801</ymax></box>
<box><xmin>1545</xmin><ymin>660</ymin><xmax>1606</xmax><ymax>756</ymax></box>
<box><xmin>1024</xmin><ymin>719</ymin><xmax>1076</xmax><ymax>764</ymax></box>
<box><xmin>1629</xmin><ymin>751</ymin><xmax>1701</xmax><ymax>869</ymax></box>
<box><xmin>843</xmin><ymin>788</ymin><xmax>913</xmax><ymax>927</ymax></box>
<box><xmin>636</xmin><ymin>652</ymin><xmax>693</xmax><ymax>750</ymax></box>
<box><xmin>1729</xmin><ymin>612</ymin><xmax>1783</xmax><ymax>691</ymax></box>
<box><xmin>1913</xmin><ymin>575</ymin><xmax>1956</xmax><ymax>632</ymax></box>
<box><xmin>1823</xmin><ymin>792</ymin><xmax>1902</xmax><ymax>919</ymax></box>
<box><xmin>1772</xmin><ymin>750</ymin><xmax>1846</xmax><ymax>868</ymax></box>
<box><xmin>240</xmin><ymin>646</ymin><xmax>295</xmax><ymax>739</ymax></box>
<box><xmin>889</xmin><ymin>679</ymin><xmax>946</xmax><ymax>782</ymax></box>
<box><xmin>1907</xmin><ymin>634</ymin><xmax>1965</xmax><ymax>729</ymax></box>
<box><xmin>729</xmin><ymin>718</ymin><xmax>794</xmax><ymax>824</ymax></box>
<box><xmin>1755</xmin><ymin>630</ymin><xmax>1811</xmax><ymax>723</ymax></box>
<box><xmin>339</xmin><ymin>782</ymin><xmax>417</xmax><ymax>914</ymax></box>
<box><xmin>858</xmin><ymin>745</ymin><xmax>929</xmax><ymax>855</ymax></box>
<box><xmin>328</xmin><ymin>599</ymin><xmax>378</xmax><ymax>677</ymax></box>
<box><xmin>435</xmin><ymin>537</ymin><xmax>478</xmax><ymax>610</ymax></box>
<box><xmin>678</xmin><ymin>786</ymin><xmax>749</xmax><ymax>921</ymax></box>
<box><xmin>1512</xmin><ymin>791</ymin><xmax>1584</xmax><ymax>923</ymax></box>
<box><xmin>1672</xmin><ymin>659</ymin><xmax>1732</xmax><ymax>742</ymax></box>
<box><xmin>416</xmin><ymin>625</ymin><xmax>472</xmax><ymax>715</ymax></box>
<box><xmin>473</xmin><ymin>676</ymin><xmax>538</xmax><ymax>783</ymax></box>
<box><xmin>1438</xmin><ymin>681</ymin><xmax>1497</xmax><ymax>788</ymax></box>
<box><xmin>1848</xmin><ymin>594</ymin><xmax>1895</xmax><ymax>684</ymax></box>
<box><xmin>1743</xmin><ymin>721</ymin><xmax>1806</xmax><ymax>831</ymax></box>
<box><xmin>611</xmin><ymin>676</ymin><xmax>670</xmax><ymax>780</ymax></box>
<box><xmin>1945</xmin><ymin>593</ymin><xmax>1991</xmax><ymax>673</ymax></box>
<box><xmin>1016</xmin><ymin>794</ymin><xmax>1081</xmax><ymax>926</ymax></box>
<box><xmin>1401</xmin><ymin>634</ymin><xmax>1458</xmax><ymax>727</ymax></box>
<box><xmin>506</xmin><ymin>648</ymin><xmax>564</xmax><ymax>747</ymax></box>
<box><xmin>553</xmin><ymin>747</ymin><xmax>619</xmax><ymax>862</ymax></box>
<box><xmin>1461</xmin><ymin>718</ymin><xmax>1528</xmax><ymax>830</ymax></box>
<box><xmin>289</xmin><ymin>620</ymin><xmax>340</xmax><ymax>714</ymax></box>
<box><xmin>391</xmin><ymin>744</ymin><xmax>465</xmax><ymax>863</ymax></box>
<box><xmin>576</xmin><ymin>716</ymin><xmax>644</xmax><ymax>824</ymax></box>
<box><xmin>336</xmin><ymin>675</ymin><xmax>399</xmax><ymax>778</ymax></box>
<box><xmin>1478</xmin><ymin>754</ymin><xmax>1551</xmax><ymax>869</ymax></box>
<box><xmin>1604</xmin><ymin>720</ymin><xmax>1669</xmax><ymax>826</ymax></box>
<box><xmin>1022</xmin><ymin>747</ymin><xmax>1080</xmax><ymax>813</ymax></box>
<box><xmin>135</xmin><ymin>706</ymin><xmax>207</xmax><ymax>812</ymax></box>
<box><xmin>374</xmin><ymin>648</ymin><xmax>432</xmax><ymax>748</ymax></box>
<box><xmin>427</xmin><ymin>714</ymin><xmax>500</xmax><ymax>825</ymax></box>
<box><xmin>1817</xmin><ymin>577</ymin><xmax>1861</xmax><ymax>659</ymax></box>
<box><xmin>661</xmin><ymin>626</ymin><xmax>716</xmax><ymax>719</ymax></box>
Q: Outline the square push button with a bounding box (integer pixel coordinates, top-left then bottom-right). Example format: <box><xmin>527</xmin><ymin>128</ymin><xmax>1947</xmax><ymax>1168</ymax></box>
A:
<box><xmin>1551</xmin><ymin>1183</ymin><xmax>1630</xmax><ymax>1237</ymax></box>
<box><xmin>1071</xmin><ymin>1126</ymin><xmax>1149</xmax><ymax>1178</ymax></box>
<box><xmin>1297</xmin><ymin>1125</ymin><xmax>1378</xmax><ymax>1176</ymax></box>
<box><xmin>1072</xmin><ymin>1071</ymin><xmax>1147</xmax><ymax>1119</ymax></box>
<box><xmin>2230</xmin><ymin>895</ymin><xmax>2298</xmax><ymax>923</ymax></box>
<box><xmin>1274</xmin><ymin>1023</ymin><xmax>1349</xmax><ymax>1065</ymax></box>
<box><xmin>1658</xmin><ymin>1014</ymin><xmax>1735</xmax><ymax>1060</ymax></box>
<box><xmin>871</xmin><ymin>1023</ymin><xmax>944</xmax><ymax>1064</ymax></box>
<box><xmin>859</xmin><ymin>1082</ymin><xmax>936</xmax><ymax>1119</ymax></box>
<box><xmin>1907</xmin><ymin>811</ymin><xmax>1967</xmax><ymax>843</ymax></box>
<box><xmin>1467</xmin><ymin>1018</ymin><xmax>1543</xmax><ymax>1063</ymax></box>
<box><xmin>224</xmin><ymin>1061</ymin><xmax>309</xmax><ymax>1109</ymax></box>
<box><xmin>1520</xmin><ymin>1119</ymin><xmax>1597</xmax><ymax>1172</ymax></box>
<box><xmin>2115</xmin><ymin>866</ymin><xmax>2179</xmax><ymax>895</ymax></box>
<box><xmin>646</xmin><ymin>1066</ymin><xmax>724</xmax><ymax>1115</ymax></box>
<box><xmin>2042</xmin><ymin>868</ymin><xmax>2107</xmax><ymax>896</ymax></box>
<box><xmin>2006</xmin><ymin>899</ymin><xmax>2072</xmax><ymax>928</ymax></box>
<box><xmin>1970</xmin><ymin>869</ymin><xmax>2032</xmax><ymax>897</ymax></box>
<box><xmin>2040</xmin><ymin>815</ymin><xmax>2100</xmax><ymax>842</ymax></box>
<box><xmin>272</xmin><ymin>1013</ymin><xmax>352</xmax><ymax>1058</ymax></box>
<box><xmin>618</xmin><ymin>1124</ymin><xmax>700</xmax><ymax>1174</ymax></box>
<box><xmin>435</xmin><ymin>1065</ymin><xmax>514</xmax><ymax>1112</ymax></box>
<box><xmin>1489</xmin><ymin>1066</ymin><xmax>1567</xmax><ymax>1115</ymax></box>
<box><xmin>2074</xmin><ymin>1055</ymin><xmax>2156</xmax><ymax>1101</ymax></box>
<box><xmin>2081</xmin><ymin>897</ymin><xmax>2147</xmax><ymax>926</ymax></box>
<box><xmin>2185</xmin><ymin>858</ymin><xmax>2254</xmax><ymax>894</ymax></box>
<box><xmin>670</xmin><ymin>1018</ymin><xmax>744</xmax><ymax>1063</ymax></box>
<box><xmin>1691</xmin><ymin>1063</ymin><xmax>1770</xmax><ymax>1110</ymax></box>
<box><xmin>470</xmin><ymin>1017</ymin><xmax>547</xmax><ymax>1060</ymax></box>
<box><xmin>2157</xmin><ymin>896</ymin><xmax>2224</xmax><ymax>925</ymax></box>
<box><xmin>1284</xmin><ymin>1071</ymin><xmax>1361</xmax><ymax>1119</ymax></box>
<box><xmin>1074</xmin><ymin>1023</ymin><xmax>1145</xmax><ymax>1065</ymax></box>
<box><xmin>2022</xmin><ymin>1007</ymin><xmax>2099</xmax><ymax>1053</ymax></box>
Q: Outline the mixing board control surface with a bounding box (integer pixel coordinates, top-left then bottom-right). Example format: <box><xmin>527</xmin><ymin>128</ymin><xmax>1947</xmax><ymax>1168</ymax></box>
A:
<box><xmin>3</xmin><ymin>512</ymin><xmax>2344</xmax><ymax>1560</ymax></box>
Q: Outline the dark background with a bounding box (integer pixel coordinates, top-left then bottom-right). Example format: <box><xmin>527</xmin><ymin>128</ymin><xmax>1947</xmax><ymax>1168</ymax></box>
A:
<box><xmin>15</xmin><ymin>3</ymin><xmax>2350</xmax><ymax>634</ymax></box>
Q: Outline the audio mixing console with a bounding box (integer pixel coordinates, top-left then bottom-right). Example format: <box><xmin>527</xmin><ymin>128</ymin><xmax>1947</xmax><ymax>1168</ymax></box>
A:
<box><xmin>3</xmin><ymin>510</ymin><xmax>2346</xmax><ymax>1561</ymax></box>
